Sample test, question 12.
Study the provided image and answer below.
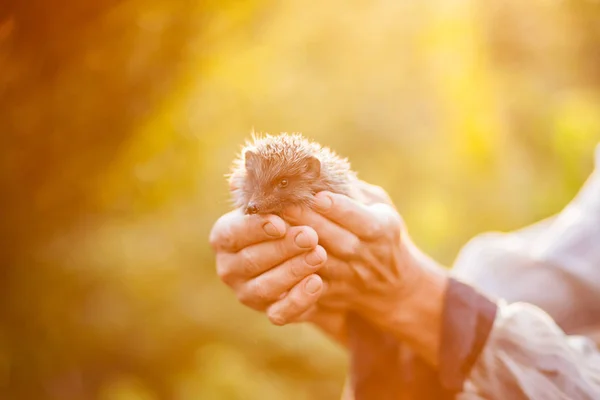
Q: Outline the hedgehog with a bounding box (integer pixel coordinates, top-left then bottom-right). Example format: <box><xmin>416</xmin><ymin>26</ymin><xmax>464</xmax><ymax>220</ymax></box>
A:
<box><xmin>227</xmin><ymin>132</ymin><xmax>360</xmax><ymax>216</ymax></box>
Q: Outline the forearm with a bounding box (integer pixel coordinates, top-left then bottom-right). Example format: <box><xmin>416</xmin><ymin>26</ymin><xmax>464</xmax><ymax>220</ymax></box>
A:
<box><xmin>364</xmin><ymin>251</ymin><xmax>600</xmax><ymax>399</ymax></box>
<box><xmin>379</xmin><ymin>251</ymin><xmax>448</xmax><ymax>366</ymax></box>
<box><xmin>356</xmin><ymin>237</ymin><xmax>499</xmax><ymax>394</ymax></box>
<box><xmin>363</xmin><ymin>238</ymin><xmax>451</xmax><ymax>367</ymax></box>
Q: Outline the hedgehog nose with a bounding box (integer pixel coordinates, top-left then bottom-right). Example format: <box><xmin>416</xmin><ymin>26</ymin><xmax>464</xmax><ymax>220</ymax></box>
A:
<box><xmin>246</xmin><ymin>203</ymin><xmax>259</xmax><ymax>215</ymax></box>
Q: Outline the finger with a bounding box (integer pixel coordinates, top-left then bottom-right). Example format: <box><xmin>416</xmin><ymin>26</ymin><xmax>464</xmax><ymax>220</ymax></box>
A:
<box><xmin>317</xmin><ymin>254</ymin><xmax>393</xmax><ymax>295</ymax></box>
<box><xmin>236</xmin><ymin>245</ymin><xmax>327</xmax><ymax>310</ymax></box>
<box><xmin>289</xmin><ymin>304</ymin><xmax>318</xmax><ymax>323</ymax></box>
<box><xmin>312</xmin><ymin>191</ymin><xmax>399</xmax><ymax>240</ymax></box>
<box><xmin>283</xmin><ymin>205</ymin><xmax>362</xmax><ymax>260</ymax></box>
<box><xmin>209</xmin><ymin>208</ymin><xmax>287</xmax><ymax>253</ymax></box>
<box><xmin>296</xmin><ymin>304</ymin><xmax>349</xmax><ymax>342</ymax></box>
<box><xmin>291</xmin><ymin>302</ymin><xmax>349</xmax><ymax>340</ymax></box>
<box><xmin>266</xmin><ymin>274</ymin><xmax>324</xmax><ymax>326</ymax></box>
<box><xmin>286</xmin><ymin>279</ymin><xmax>349</xmax><ymax>315</ymax></box>
<box><xmin>355</xmin><ymin>180</ymin><xmax>394</xmax><ymax>206</ymax></box>
<box><xmin>318</xmin><ymin>279</ymin><xmax>359</xmax><ymax>308</ymax></box>
<box><xmin>216</xmin><ymin>225</ymin><xmax>319</xmax><ymax>286</ymax></box>
<box><xmin>317</xmin><ymin>254</ymin><xmax>357</xmax><ymax>282</ymax></box>
<box><xmin>313</xmin><ymin>191</ymin><xmax>382</xmax><ymax>240</ymax></box>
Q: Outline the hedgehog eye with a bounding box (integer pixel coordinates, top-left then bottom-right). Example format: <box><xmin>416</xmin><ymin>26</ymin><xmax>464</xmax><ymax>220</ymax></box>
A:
<box><xmin>278</xmin><ymin>179</ymin><xmax>289</xmax><ymax>188</ymax></box>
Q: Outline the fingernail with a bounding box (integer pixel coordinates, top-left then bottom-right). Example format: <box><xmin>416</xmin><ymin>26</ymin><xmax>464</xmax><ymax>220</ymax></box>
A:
<box><xmin>305</xmin><ymin>276</ymin><xmax>322</xmax><ymax>294</ymax></box>
<box><xmin>314</xmin><ymin>194</ymin><xmax>332</xmax><ymax>211</ymax></box>
<box><xmin>294</xmin><ymin>232</ymin><xmax>312</xmax><ymax>248</ymax></box>
<box><xmin>305</xmin><ymin>247</ymin><xmax>325</xmax><ymax>266</ymax></box>
<box><xmin>263</xmin><ymin>222</ymin><xmax>281</xmax><ymax>237</ymax></box>
<box><xmin>269</xmin><ymin>311</ymin><xmax>286</xmax><ymax>326</ymax></box>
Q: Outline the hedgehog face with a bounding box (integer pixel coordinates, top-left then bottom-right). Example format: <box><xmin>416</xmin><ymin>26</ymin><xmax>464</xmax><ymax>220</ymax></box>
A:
<box><xmin>242</xmin><ymin>150</ymin><xmax>321</xmax><ymax>216</ymax></box>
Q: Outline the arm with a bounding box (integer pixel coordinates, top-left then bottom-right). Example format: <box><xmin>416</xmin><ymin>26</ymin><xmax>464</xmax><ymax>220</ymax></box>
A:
<box><xmin>210</xmin><ymin>144</ymin><xmax>600</xmax><ymax>399</ymax></box>
<box><xmin>285</xmin><ymin>189</ymin><xmax>600</xmax><ymax>399</ymax></box>
<box><xmin>392</xmin><ymin>265</ymin><xmax>600</xmax><ymax>399</ymax></box>
<box><xmin>382</xmin><ymin>259</ymin><xmax>600</xmax><ymax>399</ymax></box>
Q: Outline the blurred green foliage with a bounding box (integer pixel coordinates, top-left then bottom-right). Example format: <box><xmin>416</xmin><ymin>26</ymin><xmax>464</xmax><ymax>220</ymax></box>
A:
<box><xmin>1</xmin><ymin>0</ymin><xmax>599</xmax><ymax>399</ymax></box>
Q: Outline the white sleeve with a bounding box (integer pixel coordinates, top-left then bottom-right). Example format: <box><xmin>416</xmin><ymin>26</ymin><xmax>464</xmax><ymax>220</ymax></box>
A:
<box><xmin>460</xmin><ymin>301</ymin><xmax>600</xmax><ymax>400</ymax></box>
<box><xmin>451</xmin><ymin>144</ymin><xmax>600</xmax><ymax>399</ymax></box>
<box><xmin>451</xmin><ymin>143</ymin><xmax>600</xmax><ymax>333</ymax></box>
<box><xmin>529</xmin><ymin>144</ymin><xmax>600</xmax><ymax>293</ymax></box>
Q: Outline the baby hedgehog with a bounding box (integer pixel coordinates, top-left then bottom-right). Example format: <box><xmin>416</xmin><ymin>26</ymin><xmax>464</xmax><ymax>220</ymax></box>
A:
<box><xmin>227</xmin><ymin>132</ymin><xmax>360</xmax><ymax>216</ymax></box>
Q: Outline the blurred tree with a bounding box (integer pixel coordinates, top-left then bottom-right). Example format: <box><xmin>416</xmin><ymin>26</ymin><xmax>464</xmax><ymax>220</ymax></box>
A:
<box><xmin>0</xmin><ymin>1</ymin><xmax>209</xmax><ymax>398</ymax></box>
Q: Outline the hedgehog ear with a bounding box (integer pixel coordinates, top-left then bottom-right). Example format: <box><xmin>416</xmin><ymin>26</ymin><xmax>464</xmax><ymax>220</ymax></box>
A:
<box><xmin>306</xmin><ymin>156</ymin><xmax>321</xmax><ymax>178</ymax></box>
<box><xmin>244</xmin><ymin>150</ymin><xmax>257</xmax><ymax>170</ymax></box>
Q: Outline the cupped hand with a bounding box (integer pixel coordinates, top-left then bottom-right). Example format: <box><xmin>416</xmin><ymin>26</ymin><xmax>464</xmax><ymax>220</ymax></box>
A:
<box><xmin>210</xmin><ymin>181</ymin><xmax>447</xmax><ymax>363</ymax></box>
<box><xmin>209</xmin><ymin>208</ymin><xmax>328</xmax><ymax>325</ymax></box>
<box><xmin>282</xmin><ymin>189</ymin><xmax>422</xmax><ymax>326</ymax></box>
<box><xmin>209</xmin><ymin>181</ymin><xmax>411</xmax><ymax>346</ymax></box>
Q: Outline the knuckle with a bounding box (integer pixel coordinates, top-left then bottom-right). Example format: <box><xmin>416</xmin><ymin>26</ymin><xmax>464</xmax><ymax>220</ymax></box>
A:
<box><xmin>223</xmin><ymin>230</ymin><xmax>238</xmax><ymax>252</ymax></box>
<box><xmin>373</xmin><ymin>186</ymin><xmax>392</xmax><ymax>203</ymax></box>
<box><xmin>371</xmin><ymin>204</ymin><xmax>402</xmax><ymax>240</ymax></box>
<box><xmin>285</xmin><ymin>291</ymin><xmax>306</xmax><ymax>315</ymax></box>
<box><xmin>239</xmin><ymin>247</ymin><xmax>261</xmax><ymax>277</ymax></box>
<box><xmin>208</xmin><ymin>222</ymin><xmax>223</xmax><ymax>250</ymax></box>
<box><xmin>217</xmin><ymin>228</ymin><xmax>237</xmax><ymax>252</ymax></box>
<box><xmin>288</xmin><ymin>258</ymin><xmax>305</xmax><ymax>279</ymax></box>
<box><xmin>292</xmin><ymin>249</ymin><xmax>322</xmax><ymax>278</ymax></box>
<box><xmin>209</xmin><ymin>215</ymin><xmax>236</xmax><ymax>251</ymax></box>
<box><xmin>276</xmin><ymin>233</ymin><xmax>295</xmax><ymax>255</ymax></box>
<box><xmin>249</xmin><ymin>279</ymin><xmax>272</xmax><ymax>303</ymax></box>
<box><xmin>339</xmin><ymin>236</ymin><xmax>362</xmax><ymax>259</ymax></box>
<box><xmin>235</xmin><ymin>287</ymin><xmax>253</xmax><ymax>306</ymax></box>
<box><xmin>235</xmin><ymin>283</ymin><xmax>266</xmax><ymax>309</ymax></box>
<box><xmin>215</xmin><ymin>255</ymin><xmax>236</xmax><ymax>285</ymax></box>
<box><xmin>319</xmin><ymin>259</ymin><xmax>342</xmax><ymax>280</ymax></box>
<box><xmin>215</xmin><ymin>262</ymin><xmax>231</xmax><ymax>283</ymax></box>
<box><xmin>371</xmin><ymin>241</ymin><xmax>389</xmax><ymax>260</ymax></box>
<box><xmin>350</xmin><ymin>260</ymin><xmax>370</xmax><ymax>288</ymax></box>
<box><xmin>363</xmin><ymin>220</ymin><xmax>384</xmax><ymax>240</ymax></box>
<box><xmin>336</xmin><ymin>204</ymin><xmax>352</xmax><ymax>220</ymax></box>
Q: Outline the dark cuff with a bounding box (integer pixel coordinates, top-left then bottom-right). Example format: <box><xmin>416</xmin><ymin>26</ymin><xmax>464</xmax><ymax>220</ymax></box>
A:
<box><xmin>438</xmin><ymin>277</ymin><xmax>498</xmax><ymax>393</ymax></box>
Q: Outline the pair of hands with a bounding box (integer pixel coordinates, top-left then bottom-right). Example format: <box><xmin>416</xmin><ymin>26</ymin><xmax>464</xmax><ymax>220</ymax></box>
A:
<box><xmin>209</xmin><ymin>183</ymin><xmax>419</xmax><ymax>345</ymax></box>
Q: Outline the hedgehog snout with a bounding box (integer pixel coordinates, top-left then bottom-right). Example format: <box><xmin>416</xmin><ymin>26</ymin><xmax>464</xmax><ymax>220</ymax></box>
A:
<box><xmin>245</xmin><ymin>202</ymin><xmax>259</xmax><ymax>215</ymax></box>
